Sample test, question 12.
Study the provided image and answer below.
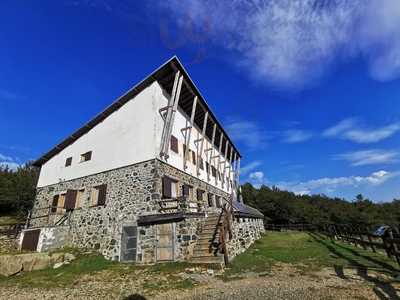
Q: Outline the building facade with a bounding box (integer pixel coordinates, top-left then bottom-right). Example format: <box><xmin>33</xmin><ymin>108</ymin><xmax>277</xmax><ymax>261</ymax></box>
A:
<box><xmin>21</xmin><ymin>57</ymin><xmax>264</xmax><ymax>265</ymax></box>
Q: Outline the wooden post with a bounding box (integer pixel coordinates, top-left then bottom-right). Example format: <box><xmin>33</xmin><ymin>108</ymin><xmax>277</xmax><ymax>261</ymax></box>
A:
<box><xmin>183</xmin><ymin>96</ymin><xmax>197</xmax><ymax>170</ymax></box>
<box><xmin>388</xmin><ymin>229</ymin><xmax>400</xmax><ymax>265</ymax></box>
<box><xmin>196</xmin><ymin>111</ymin><xmax>208</xmax><ymax>175</ymax></box>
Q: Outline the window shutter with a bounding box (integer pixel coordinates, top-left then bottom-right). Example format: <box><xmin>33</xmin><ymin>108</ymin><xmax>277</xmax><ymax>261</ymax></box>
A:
<box><xmin>51</xmin><ymin>195</ymin><xmax>59</xmax><ymax>213</ymax></box>
<box><xmin>64</xmin><ymin>189</ymin><xmax>77</xmax><ymax>210</ymax></box>
<box><xmin>162</xmin><ymin>177</ymin><xmax>172</xmax><ymax>198</ymax></box>
<box><xmin>199</xmin><ymin>157</ymin><xmax>204</xmax><ymax>170</ymax></box>
<box><xmin>86</xmin><ymin>151</ymin><xmax>92</xmax><ymax>161</ymax></box>
<box><xmin>183</xmin><ymin>184</ymin><xmax>190</xmax><ymax>197</ymax></box>
<box><xmin>97</xmin><ymin>184</ymin><xmax>107</xmax><ymax>205</ymax></box>
<box><xmin>170</xmin><ymin>135</ymin><xmax>179</xmax><ymax>153</ymax></box>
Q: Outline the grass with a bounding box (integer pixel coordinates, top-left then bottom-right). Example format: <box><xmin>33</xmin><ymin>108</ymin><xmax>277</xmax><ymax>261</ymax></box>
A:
<box><xmin>1</xmin><ymin>231</ymin><xmax>398</xmax><ymax>290</ymax></box>
<box><xmin>224</xmin><ymin>231</ymin><xmax>399</xmax><ymax>278</ymax></box>
<box><xmin>0</xmin><ymin>215</ymin><xmax>23</xmax><ymax>226</ymax></box>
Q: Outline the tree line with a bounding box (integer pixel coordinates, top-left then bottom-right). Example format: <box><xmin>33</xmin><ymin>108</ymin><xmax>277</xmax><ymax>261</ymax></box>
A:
<box><xmin>0</xmin><ymin>164</ymin><xmax>38</xmax><ymax>217</ymax></box>
<box><xmin>1</xmin><ymin>164</ymin><xmax>399</xmax><ymax>228</ymax></box>
<box><xmin>241</xmin><ymin>183</ymin><xmax>400</xmax><ymax>228</ymax></box>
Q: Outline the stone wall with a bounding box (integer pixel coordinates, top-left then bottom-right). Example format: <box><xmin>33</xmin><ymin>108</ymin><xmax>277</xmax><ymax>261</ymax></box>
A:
<box><xmin>36</xmin><ymin>226</ymin><xmax>70</xmax><ymax>252</ymax></box>
<box><xmin>227</xmin><ymin>217</ymin><xmax>265</xmax><ymax>260</ymax></box>
<box><xmin>30</xmin><ymin>159</ymin><xmax>158</xmax><ymax>260</ymax></box>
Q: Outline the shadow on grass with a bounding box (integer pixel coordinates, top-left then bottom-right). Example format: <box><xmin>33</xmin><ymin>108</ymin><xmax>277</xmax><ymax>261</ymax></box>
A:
<box><xmin>308</xmin><ymin>232</ymin><xmax>400</xmax><ymax>300</ymax></box>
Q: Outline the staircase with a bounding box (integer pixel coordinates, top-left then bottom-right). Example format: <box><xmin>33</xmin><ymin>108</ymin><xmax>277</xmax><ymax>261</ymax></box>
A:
<box><xmin>190</xmin><ymin>213</ymin><xmax>225</xmax><ymax>265</ymax></box>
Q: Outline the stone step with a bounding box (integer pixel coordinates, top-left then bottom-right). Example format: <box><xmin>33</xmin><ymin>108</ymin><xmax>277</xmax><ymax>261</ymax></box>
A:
<box><xmin>193</xmin><ymin>250</ymin><xmax>219</xmax><ymax>257</ymax></box>
<box><xmin>190</xmin><ymin>256</ymin><xmax>225</xmax><ymax>265</ymax></box>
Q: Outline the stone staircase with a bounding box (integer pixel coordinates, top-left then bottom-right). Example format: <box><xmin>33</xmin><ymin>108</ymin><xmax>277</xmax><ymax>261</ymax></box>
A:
<box><xmin>190</xmin><ymin>213</ymin><xmax>225</xmax><ymax>265</ymax></box>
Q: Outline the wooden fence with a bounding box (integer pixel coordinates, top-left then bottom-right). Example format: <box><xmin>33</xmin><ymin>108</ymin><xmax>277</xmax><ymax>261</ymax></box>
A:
<box><xmin>265</xmin><ymin>223</ymin><xmax>400</xmax><ymax>267</ymax></box>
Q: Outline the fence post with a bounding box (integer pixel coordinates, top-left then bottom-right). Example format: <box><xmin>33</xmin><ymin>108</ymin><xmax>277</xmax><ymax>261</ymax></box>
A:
<box><xmin>388</xmin><ymin>229</ymin><xmax>400</xmax><ymax>266</ymax></box>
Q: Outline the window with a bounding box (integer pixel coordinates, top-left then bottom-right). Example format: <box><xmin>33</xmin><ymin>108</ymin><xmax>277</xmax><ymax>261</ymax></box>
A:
<box><xmin>170</xmin><ymin>135</ymin><xmax>179</xmax><ymax>154</ymax></box>
<box><xmin>65</xmin><ymin>157</ymin><xmax>72</xmax><ymax>167</ymax></box>
<box><xmin>191</xmin><ymin>151</ymin><xmax>196</xmax><ymax>165</ymax></box>
<box><xmin>215</xmin><ymin>196</ymin><xmax>222</xmax><ymax>208</ymax></box>
<box><xmin>207</xmin><ymin>193</ymin><xmax>214</xmax><ymax>207</ymax></box>
<box><xmin>197</xmin><ymin>189</ymin><xmax>205</xmax><ymax>202</ymax></box>
<box><xmin>182</xmin><ymin>184</ymin><xmax>193</xmax><ymax>201</ymax></box>
<box><xmin>206</xmin><ymin>162</ymin><xmax>210</xmax><ymax>173</ymax></box>
<box><xmin>199</xmin><ymin>157</ymin><xmax>204</xmax><ymax>170</ymax></box>
<box><xmin>162</xmin><ymin>176</ymin><xmax>178</xmax><ymax>199</ymax></box>
<box><xmin>217</xmin><ymin>171</ymin><xmax>221</xmax><ymax>181</ymax></box>
<box><xmin>211</xmin><ymin>166</ymin><xmax>217</xmax><ymax>177</ymax></box>
<box><xmin>50</xmin><ymin>195</ymin><xmax>59</xmax><ymax>214</ymax></box>
<box><xmin>80</xmin><ymin>151</ymin><xmax>92</xmax><ymax>163</ymax></box>
<box><xmin>90</xmin><ymin>184</ymin><xmax>107</xmax><ymax>206</ymax></box>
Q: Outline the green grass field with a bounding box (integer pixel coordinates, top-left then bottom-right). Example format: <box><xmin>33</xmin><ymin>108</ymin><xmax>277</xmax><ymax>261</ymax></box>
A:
<box><xmin>225</xmin><ymin>231</ymin><xmax>399</xmax><ymax>277</ymax></box>
<box><xmin>1</xmin><ymin>231</ymin><xmax>398</xmax><ymax>289</ymax></box>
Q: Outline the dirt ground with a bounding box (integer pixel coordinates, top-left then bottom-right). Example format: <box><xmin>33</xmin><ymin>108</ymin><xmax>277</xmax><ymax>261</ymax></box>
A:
<box><xmin>1</xmin><ymin>263</ymin><xmax>399</xmax><ymax>300</ymax></box>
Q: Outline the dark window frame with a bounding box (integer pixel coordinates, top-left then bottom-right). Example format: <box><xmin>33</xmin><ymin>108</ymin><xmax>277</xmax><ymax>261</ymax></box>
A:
<box><xmin>65</xmin><ymin>157</ymin><xmax>72</xmax><ymax>167</ymax></box>
<box><xmin>80</xmin><ymin>151</ymin><xmax>92</xmax><ymax>163</ymax></box>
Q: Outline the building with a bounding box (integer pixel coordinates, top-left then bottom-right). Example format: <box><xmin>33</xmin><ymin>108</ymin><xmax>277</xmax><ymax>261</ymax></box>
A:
<box><xmin>20</xmin><ymin>57</ymin><xmax>264</xmax><ymax>265</ymax></box>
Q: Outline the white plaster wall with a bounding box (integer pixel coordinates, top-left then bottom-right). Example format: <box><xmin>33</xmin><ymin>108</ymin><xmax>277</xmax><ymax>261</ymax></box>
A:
<box><xmin>153</xmin><ymin>83</ymin><xmax>235</xmax><ymax>194</ymax></box>
<box><xmin>37</xmin><ymin>83</ymin><xmax>160</xmax><ymax>187</ymax></box>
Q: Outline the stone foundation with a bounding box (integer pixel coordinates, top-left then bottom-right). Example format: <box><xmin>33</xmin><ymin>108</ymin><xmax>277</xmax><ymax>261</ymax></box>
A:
<box><xmin>227</xmin><ymin>218</ymin><xmax>265</xmax><ymax>259</ymax></box>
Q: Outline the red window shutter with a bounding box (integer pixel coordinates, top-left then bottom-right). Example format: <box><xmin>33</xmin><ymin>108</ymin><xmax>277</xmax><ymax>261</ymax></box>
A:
<box><xmin>97</xmin><ymin>184</ymin><xmax>107</xmax><ymax>205</ymax></box>
<box><xmin>64</xmin><ymin>189</ymin><xmax>77</xmax><ymax>210</ymax></box>
<box><xmin>162</xmin><ymin>177</ymin><xmax>172</xmax><ymax>198</ymax></box>
<box><xmin>170</xmin><ymin>135</ymin><xmax>179</xmax><ymax>153</ymax></box>
<box><xmin>51</xmin><ymin>195</ymin><xmax>59</xmax><ymax>213</ymax></box>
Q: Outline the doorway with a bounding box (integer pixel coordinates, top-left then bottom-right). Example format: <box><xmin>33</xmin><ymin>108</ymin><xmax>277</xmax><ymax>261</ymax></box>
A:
<box><xmin>156</xmin><ymin>223</ymin><xmax>175</xmax><ymax>261</ymax></box>
<box><xmin>120</xmin><ymin>226</ymin><xmax>137</xmax><ymax>262</ymax></box>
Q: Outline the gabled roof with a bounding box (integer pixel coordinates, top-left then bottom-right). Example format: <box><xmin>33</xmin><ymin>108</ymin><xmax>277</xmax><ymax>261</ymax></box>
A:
<box><xmin>33</xmin><ymin>56</ymin><xmax>241</xmax><ymax>167</ymax></box>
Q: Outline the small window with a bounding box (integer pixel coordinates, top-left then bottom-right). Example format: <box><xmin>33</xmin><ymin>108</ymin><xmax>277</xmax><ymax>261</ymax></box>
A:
<box><xmin>170</xmin><ymin>135</ymin><xmax>179</xmax><ymax>154</ymax></box>
<box><xmin>199</xmin><ymin>157</ymin><xmax>204</xmax><ymax>170</ymax></box>
<box><xmin>65</xmin><ymin>157</ymin><xmax>72</xmax><ymax>167</ymax></box>
<box><xmin>197</xmin><ymin>189</ymin><xmax>204</xmax><ymax>202</ymax></box>
<box><xmin>162</xmin><ymin>176</ymin><xmax>178</xmax><ymax>199</ymax></box>
<box><xmin>191</xmin><ymin>151</ymin><xmax>196</xmax><ymax>165</ymax></box>
<box><xmin>211</xmin><ymin>166</ymin><xmax>217</xmax><ymax>177</ymax></box>
<box><xmin>215</xmin><ymin>196</ymin><xmax>222</xmax><ymax>208</ymax></box>
<box><xmin>206</xmin><ymin>162</ymin><xmax>210</xmax><ymax>173</ymax></box>
<box><xmin>80</xmin><ymin>151</ymin><xmax>92</xmax><ymax>163</ymax></box>
<box><xmin>207</xmin><ymin>193</ymin><xmax>214</xmax><ymax>207</ymax></box>
<box><xmin>182</xmin><ymin>184</ymin><xmax>193</xmax><ymax>201</ymax></box>
<box><xmin>90</xmin><ymin>184</ymin><xmax>107</xmax><ymax>206</ymax></box>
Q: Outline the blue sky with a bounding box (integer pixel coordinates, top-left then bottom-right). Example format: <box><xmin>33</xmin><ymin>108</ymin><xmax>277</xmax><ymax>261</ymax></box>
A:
<box><xmin>1</xmin><ymin>1</ymin><xmax>400</xmax><ymax>202</ymax></box>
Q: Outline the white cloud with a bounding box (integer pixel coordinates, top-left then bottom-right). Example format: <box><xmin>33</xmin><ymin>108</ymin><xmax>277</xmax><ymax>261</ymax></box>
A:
<box><xmin>0</xmin><ymin>153</ymin><xmax>20</xmax><ymax>170</ymax></box>
<box><xmin>323</xmin><ymin>118</ymin><xmax>400</xmax><ymax>143</ymax></box>
<box><xmin>277</xmin><ymin>170</ymin><xmax>399</xmax><ymax>195</ymax></box>
<box><xmin>0</xmin><ymin>153</ymin><xmax>14</xmax><ymax>162</ymax></box>
<box><xmin>0</xmin><ymin>162</ymin><xmax>20</xmax><ymax>171</ymax></box>
<box><xmin>334</xmin><ymin>149</ymin><xmax>399</xmax><ymax>166</ymax></box>
<box><xmin>225</xmin><ymin>118</ymin><xmax>268</xmax><ymax>150</ymax></box>
<box><xmin>157</xmin><ymin>0</ymin><xmax>400</xmax><ymax>88</ymax></box>
<box><xmin>248</xmin><ymin>171</ymin><xmax>266</xmax><ymax>188</ymax></box>
<box><xmin>241</xmin><ymin>161</ymin><xmax>263</xmax><ymax>175</ymax></box>
<box><xmin>282</xmin><ymin>129</ymin><xmax>312</xmax><ymax>143</ymax></box>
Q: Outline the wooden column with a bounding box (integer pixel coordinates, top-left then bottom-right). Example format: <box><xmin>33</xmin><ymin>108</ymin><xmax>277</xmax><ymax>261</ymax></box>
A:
<box><xmin>196</xmin><ymin>111</ymin><xmax>208</xmax><ymax>176</ymax></box>
<box><xmin>183</xmin><ymin>96</ymin><xmax>198</xmax><ymax>170</ymax></box>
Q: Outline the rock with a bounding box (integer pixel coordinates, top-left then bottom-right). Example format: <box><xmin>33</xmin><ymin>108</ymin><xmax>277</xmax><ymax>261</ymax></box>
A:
<box><xmin>0</xmin><ymin>255</ymin><xmax>23</xmax><ymax>276</ymax></box>
<box><xmin>64</xmin><ymin>253</ymin><xmax>76</xmax><ymax>262</ymax></box>
<box><xmin>53</xmin><ymin>262</ymin><xmax>64</xmax><ymax>269</ymax></box>
<box><xmin>50</xmin><ymin>253</ymin><xmax>65</xmax><ymax>264</ymax></box>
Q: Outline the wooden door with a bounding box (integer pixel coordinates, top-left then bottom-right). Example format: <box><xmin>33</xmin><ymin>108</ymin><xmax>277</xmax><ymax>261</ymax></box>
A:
<box><xmin>120</xmin><ymin>226</ymin><xmax>137</xmax><ymax>262</ymax></box>
<box><xmin>156</xmin><ymin>223</ymin><xmax>174</xmax><ymax>261</ymax></box>
<box><xmin>21</xmin><ymin>229</ymin><xmax>40</xmax><ymax>251</ymax></box>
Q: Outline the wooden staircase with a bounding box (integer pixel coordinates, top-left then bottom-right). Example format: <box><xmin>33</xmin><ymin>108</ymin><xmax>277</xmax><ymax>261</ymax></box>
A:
<box><xmin>190</xmin><ymin>213</ymin><xmax>225</xmax><ymax>265</ymax></box>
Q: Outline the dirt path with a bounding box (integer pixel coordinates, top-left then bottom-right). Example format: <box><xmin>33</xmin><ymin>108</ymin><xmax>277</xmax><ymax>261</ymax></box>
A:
<box><xmin>1</xmin><ymin>264</ymin><xmax>399</xmax><ymax>299</ymax></box>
